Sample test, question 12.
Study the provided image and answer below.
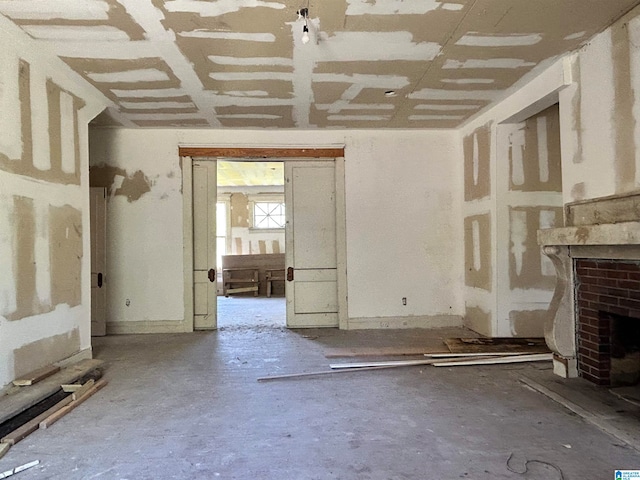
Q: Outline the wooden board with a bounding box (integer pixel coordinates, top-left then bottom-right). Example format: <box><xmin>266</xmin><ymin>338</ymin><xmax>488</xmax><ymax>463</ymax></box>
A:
<box><xmin>324</xmin><ymin>345</ymin><xmax>450</xmax><ymax>358</ymax></box>
<box><xmin>71</xmin><ymin>380</ymin><xmax>95</xmax><ymax>401</ymax></box>
<box><xmin>444</xmin><ymin>337</ymin><xmax>550</xmax><ymax>354</ymax></box>
<box><xmin>433</xmin><ymin>353</ymin><xmax>553</xmax><ymax>367</ymax></box>
<box><xmin>0</xmin><ymin>359</ymin><xmax>103</xmax><ymax>425</ymax></box>
<box><xmin>12</xmin><ymin>365</ymin><xmax>60</xmax><ymax>387</ymax></box>
<box><xmin>0</xmin><ymin>443</ymin><xmax>9</xmax><ymax>460</ymax></box>
<box><xmin>40</xmin><ymin>378</ymin><xmax>108</xmax><ymax>430</ymax></box>
<box><xmin>1</xmin><ymin>396</ymin><xmax>73</xmax><ymax>445</ymax></box>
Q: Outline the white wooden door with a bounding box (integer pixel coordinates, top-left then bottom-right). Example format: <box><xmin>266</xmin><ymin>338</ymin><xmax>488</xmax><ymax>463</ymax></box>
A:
<box><xmin>192</xmin><ymin>160</ymin><xmax>217</xmax><ymax>330</ymax></box>
<box><xmin>285</xmin><ymin>161</ymin><xmax>339</xmax><ymax>328</ymax></box>
<box><xmin>90</xmin><ymin>187</ymin><xmax>107</xmax><ymax>336</ymax></box>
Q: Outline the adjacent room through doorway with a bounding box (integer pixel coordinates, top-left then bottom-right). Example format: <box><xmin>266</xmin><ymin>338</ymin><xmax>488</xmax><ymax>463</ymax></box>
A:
<box><xmin>216</xmin><ymin>161</ymin><xmax>286</xmax><ymax>328</ymax></box>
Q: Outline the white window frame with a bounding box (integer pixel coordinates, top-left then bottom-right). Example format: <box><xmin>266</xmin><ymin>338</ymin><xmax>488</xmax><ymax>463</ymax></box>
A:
<box><xmin>216</xmin><ymin>194</ymin><xmax>232</xmax><ymax>265</ymax></box>
<box><xmin>248</xmin><ymin>194</ymin><xmax>285</xmax><ymax>231</ymax></box>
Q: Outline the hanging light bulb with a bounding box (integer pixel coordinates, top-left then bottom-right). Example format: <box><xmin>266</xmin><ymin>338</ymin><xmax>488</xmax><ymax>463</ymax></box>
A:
<box><xmin>302</xmin><ymin>24</ymin><xmax>310</xmax><ymax>44</ymax></box>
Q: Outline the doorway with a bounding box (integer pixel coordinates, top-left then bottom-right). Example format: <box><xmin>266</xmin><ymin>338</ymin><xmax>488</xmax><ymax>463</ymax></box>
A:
<box><xmin>216</xmin><ymin>161</ymin><xmax>286</xmax><ymax>329</ymax></box>
<box><xmin>181</xmin><ymin>147</ymin><xmax>347</xmax><ymax>332</ymax></box>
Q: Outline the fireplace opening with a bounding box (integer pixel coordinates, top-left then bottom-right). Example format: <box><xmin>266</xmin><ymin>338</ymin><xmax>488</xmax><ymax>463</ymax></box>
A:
<box><xmin>609</xmin><ymin>312</ymin><xmax>640</xmax><ymax>386</ymax></box>
<box><xmin>574</xmin><ymin>259</ymin><xmax>640</xmax><ymax>386</ymax></box>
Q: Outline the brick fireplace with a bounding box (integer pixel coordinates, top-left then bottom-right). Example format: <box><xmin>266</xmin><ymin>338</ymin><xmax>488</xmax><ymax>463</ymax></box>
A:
<box><xmin>574</xmin><ymin>259</ymin><xmax>640</xmax><ymax>386</ymax></box>
<box><xmin>537</xmin><ymin>191</ymin><xmax>640</xmax><ymax>382</ymax></box>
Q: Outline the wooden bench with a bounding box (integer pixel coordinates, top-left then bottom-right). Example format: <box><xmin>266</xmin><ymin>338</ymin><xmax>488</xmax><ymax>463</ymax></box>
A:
<box><xmin>265</xmin><ymin>269</ymin><xmax>286</xmax><ymax>297</ymax></box>
<box><xmin>222</xmin><ymin>268</ymin><xmax>259</xmax><ymax>297</ymax></box>
<box><xmin>221</xmin><ymin>254</ymin><xmax>285</xmax><ymax>297</ymax></box>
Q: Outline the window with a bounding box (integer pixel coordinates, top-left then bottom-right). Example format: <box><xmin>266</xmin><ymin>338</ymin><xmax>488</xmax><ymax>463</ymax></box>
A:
<box><xmin>253</xmin><ymin>202</ymin><xmax>285</xmax><ymax>229</ymax></box>
<box><xmin>216</xmin><ymin>201</ymin><xmax>228</xmax><ymax>268</ymax></box>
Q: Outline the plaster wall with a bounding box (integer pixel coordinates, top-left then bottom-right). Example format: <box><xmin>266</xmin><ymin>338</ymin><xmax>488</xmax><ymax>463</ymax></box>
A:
<box><xmin>459</xmin><ymin>4</ymin><xmax>640</xmax><ymax>337</ymax></box>
<box><xmin>88</xmin><ymin>128</ymin><xmax>464</xmax><ymax>331</ymax></box>
<box><xmin>0</xmin><ymin>18</ymin><xmax>105</xmax><ymax>386</ymax></box>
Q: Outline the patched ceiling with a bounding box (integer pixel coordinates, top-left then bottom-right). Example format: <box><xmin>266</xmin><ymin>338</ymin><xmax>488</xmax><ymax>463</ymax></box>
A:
<box><xmin>218</xmin><ymin>161</ymin><xmax>284</xmax><ymax>186</ymax></box>
<box><xmin>1</xmin><ymin>0</ymin><xmax>638</xmax><ymax>129</ymax></box>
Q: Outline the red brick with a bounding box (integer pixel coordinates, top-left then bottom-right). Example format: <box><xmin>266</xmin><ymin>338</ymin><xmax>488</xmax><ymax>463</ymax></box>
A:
<box><xmin>617</xmin><ymin>263</ymin><xmax>640</xmax><ymax>271</ymax></box>
<box><xmin>599</xmin><ymin>295</ymin><xmax>619</xmax><ymax>306</ymax></box>
<box><xmin>580</xmin><ymin>292</ymin><xmax>599</xmax><ymax>303</ymax></box>
<box><xmin>619</xmin><ymin>280</ymin><xmax>640</xmax><ymax>289</ymax></box>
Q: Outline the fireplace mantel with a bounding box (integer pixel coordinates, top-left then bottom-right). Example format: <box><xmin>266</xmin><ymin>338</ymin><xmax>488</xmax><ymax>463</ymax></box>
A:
<box><xmin>537</xmin><ymin>191</ymin><xmax>640</xmax><ymax>379</ymax></box>
<box><xmin>538</xmin><ymin>221</ymin><xmax>640</xmax><ymax>247</ymax></box>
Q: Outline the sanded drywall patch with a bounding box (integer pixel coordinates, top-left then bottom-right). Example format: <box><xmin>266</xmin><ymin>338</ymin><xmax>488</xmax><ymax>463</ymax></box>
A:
<box><xmin>231</xmin><ymin>193</ymin><xmax>249</xmax><ymax>228</ymax></box>
<box><xmin>509</xmin><ymin>309</ymin><xmax>546</xmax><ymax>337</ymax></box>
<box><xmin>464</xmin><ymin>213</ymin><xmax>491</xmax><ymax>291</ymax></box>
<box><xmin>611</xmin><ymin>21</ymin><xmax>637</xmax><ymax>193</ymax></box>
<box><xmin>509</xmin><ymin>104</ymin><xmax>562</xmax><ymax>192</ymax></box>
<box><xmin>9</xmin><ymin>196</ymin><xmax>38</xmax><ymax>321</ymax></box>
<box><xmin>465</xmin><ymin>305</ymin><xmax>491</xmax><ymax>337</ymax></box>
<box><xmin>12</xmin><ymin>328</ymin><xmax>80</xmax><ymax>380</ymax></box>
<box><xmin>49</xmin><ymin>205</ymin><xmax>82</xmax><ymax>308</ymax></box>
<box><xmin>463</xmin><ymin>122</ymin><xmax>491</xmax><ymax>201</ymax></box>
<box><xmin>89</xmin><ymin>164</ymin><xmax>152</xmax><ymax>202</ymax></box>
<box><xmin>509</xmin><ymin>206</ymin><xmax>562</xmax><ymax>290</ymax></box>
<box><xmin>47</xmin><ymin>79</ymin><xmax>62</xmax><ymax>173</ymax></box>
<box><xmin>571</xmin><ymin>57</ymin><xmax>583</xmax><ymax>165</ymax></box>
<box><xmin>0</xmin><ymin>59</ymin><xmax>81</xmax><ymax>185</ymax></box>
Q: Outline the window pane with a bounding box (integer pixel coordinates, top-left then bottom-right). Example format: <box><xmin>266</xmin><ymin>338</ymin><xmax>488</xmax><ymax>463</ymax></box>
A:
<box><xmin>254</xmin><ymin>202</ymin><xmax>285</xmax><ymax>228</ymax></box>
<box><xmin>216</xmin><ymin>202</ymin><xmax>226</xmax><ymax>233</ymax></box>
<box><xmin>216</xmin><ymin>237</ymin><xmax>226</xmax><ymax>269</ymax></box>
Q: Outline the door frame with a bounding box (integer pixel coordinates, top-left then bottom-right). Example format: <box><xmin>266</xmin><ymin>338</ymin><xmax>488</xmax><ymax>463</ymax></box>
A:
<box><xmin>180</xmin><ymin>146</ymin><xmax>347</xmax><ymax>331</ymax></box>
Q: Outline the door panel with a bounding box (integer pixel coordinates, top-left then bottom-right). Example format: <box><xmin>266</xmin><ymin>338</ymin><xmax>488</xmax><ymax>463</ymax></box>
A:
<box><xmin>90</xmin><ymin>187</ymin><xmax>107</xmax><ymax>337</ymax></box>
<box><xmin>286</xmin><ymin>161</ymin><xmax>338</xmax><ymax>328</ymax></box>
<box><xmin>192</xmin><ymin>161</ymin><xmax>217</xmax><ymax>330</ymax></box>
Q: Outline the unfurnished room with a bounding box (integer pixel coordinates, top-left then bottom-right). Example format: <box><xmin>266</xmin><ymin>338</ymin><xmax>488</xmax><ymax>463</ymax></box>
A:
<box><xmin>1</xmin><ymin>1</ymin><xmax>640</xmax><ymax>479</ymax></box>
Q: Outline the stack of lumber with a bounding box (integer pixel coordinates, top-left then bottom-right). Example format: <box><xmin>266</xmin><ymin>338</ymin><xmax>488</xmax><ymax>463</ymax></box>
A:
<box><xmin>0</xmin><ymin>359</ymin><xmax>108</xmax><ymax>458</ymax></box>
<box><xmin>258</xmin><ymin>337</ymin><xmax>552</xmax><ymax>382</ymax></box>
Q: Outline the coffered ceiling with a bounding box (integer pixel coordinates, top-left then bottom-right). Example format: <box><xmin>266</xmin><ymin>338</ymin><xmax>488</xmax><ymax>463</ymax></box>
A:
<box><xmin>1</xmin><ymin>0</ymin><xmax>638</xmax><ymax>129</ymax></box>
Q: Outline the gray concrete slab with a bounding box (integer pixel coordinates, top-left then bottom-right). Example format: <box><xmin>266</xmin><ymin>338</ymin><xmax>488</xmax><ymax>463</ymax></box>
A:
<box><xmin>1</xmin><ymin>327</ymin><xmax>638</xmax><ymax>479</ymax></box>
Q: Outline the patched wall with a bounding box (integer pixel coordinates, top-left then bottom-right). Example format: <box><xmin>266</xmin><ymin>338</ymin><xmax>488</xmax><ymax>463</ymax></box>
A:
<box><xmin>463</xmin><ymin>122</ymin><xmax>491</xmax><ymax>201</ymax></box>
<box><xmin>464</xmin><ymin>213</ymin><xmax>492</xmax><ymax>291</ymax></box>
<box><xmin>0</xmin><ymin>18</ymin><xmax>105</xmax><ymax>386</ymax></box>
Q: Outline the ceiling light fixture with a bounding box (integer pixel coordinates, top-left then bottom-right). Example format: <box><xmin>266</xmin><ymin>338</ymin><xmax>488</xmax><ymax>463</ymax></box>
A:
<box><xmin>298</xmin><ymin>6</ymin><xmax>310</xmax><ymax>45</ymax></box>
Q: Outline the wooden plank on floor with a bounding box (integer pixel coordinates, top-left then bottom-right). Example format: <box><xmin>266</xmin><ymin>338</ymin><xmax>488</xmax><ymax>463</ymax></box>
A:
<box><xmin>432</xmin><ymin>353</ymin><xmax>553</xmax><ymax>367</ymax></box>
<box><xmin>1</xmin><ymin>396</ymin><xmax>74</xmax><ymax>446</ymax></box>
<box><xmin>40</xmin><ymin>378</ymin><xmax>108</xmax><ymax>430</ymax></box>
<box><xmin>71</xmin><ymin>380</ymin><xmax>95</xmax><ymax>401</ymax></box>
<box><xmin>425</xmin><ymin>352</ymin><xmax>536</xmax><ymax>358</ymax></box>
<box><xmin>0</xmin><ymin>443</ymin><xmax>9</xmax><ymax>460</ymax></box>
<box><xmin>12</xmin><ymin>365</ymin><xmax>60</xmax><ymax>387</ymax></box>
<box><xmin>324</xmin><ymin>345</ymin><xmax>450</xmax><ymax>358</ymax></box>
<box><xmin>444</xmin><ymin>337</ymin><xmax>550</xmax><ymax>354</ymax></box>
<box><xmin>0</xmin><ymin>359</ymin><xmax>103</xmax><ymax>425</ymax></box>
<box><xmin>329</xmin><ymin>355</ymin><xmax>503</xmax><ymax>370</ymax></box>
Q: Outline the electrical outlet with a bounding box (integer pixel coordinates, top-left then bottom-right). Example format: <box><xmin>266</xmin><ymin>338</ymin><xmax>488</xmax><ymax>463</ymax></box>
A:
<box><xmin>125</xmin><ymin>299</ymin><xmax>131</xmax><ymax>307</ymax></box>
<box><xmin>402</xmin><ymin>297</ymin><xmax>407</xmax><ymax>305</ymax></box>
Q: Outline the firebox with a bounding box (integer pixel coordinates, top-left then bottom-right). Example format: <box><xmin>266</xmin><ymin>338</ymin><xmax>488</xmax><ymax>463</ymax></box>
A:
<box><xmin>575</xmin><ymin>259</ymin><xmax>640</xmax><ymax>386</ymax></box>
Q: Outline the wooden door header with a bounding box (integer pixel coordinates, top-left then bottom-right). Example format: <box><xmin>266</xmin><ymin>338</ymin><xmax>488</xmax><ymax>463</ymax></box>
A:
<box><xmin>179</xmin><ymin>147</ymin><xmax>344</xmax><ymax>159</ymax></box>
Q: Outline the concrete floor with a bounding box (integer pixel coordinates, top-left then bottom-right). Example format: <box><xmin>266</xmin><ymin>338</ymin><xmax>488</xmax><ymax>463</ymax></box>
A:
<box><xmin>2</xmin><ymin>326</ymin><xmax>639</xmax><ymax>479</ymax></box>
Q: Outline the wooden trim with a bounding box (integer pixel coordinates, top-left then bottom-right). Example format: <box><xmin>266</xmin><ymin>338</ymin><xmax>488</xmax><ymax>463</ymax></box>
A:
<box><xmin>179</xmin><ymin>147</ymin><xmax>344</xmax><ymax>158</ymax></box>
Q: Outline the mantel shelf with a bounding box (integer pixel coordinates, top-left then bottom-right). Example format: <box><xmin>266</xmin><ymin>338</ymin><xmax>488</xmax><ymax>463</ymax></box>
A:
<box><xmin>538</xmin><ymin>221</ymin><xmax>640</xmax><ymax>247</ymax></box>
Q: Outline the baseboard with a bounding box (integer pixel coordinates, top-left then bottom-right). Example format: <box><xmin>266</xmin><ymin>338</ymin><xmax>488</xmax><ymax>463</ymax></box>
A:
<box><xmin>106</xmin><ymin>320</ymin><xmax>187</xmax><ymax>335</ymax></box>
<box><xmin>53</xmin><ymin>347</ymin><xmax>93</xmax><ymax>368</ymax></box>
<box><xmin>347</xmin><ymin>315</ymin><xmax>463</xmax><ymax>330</ymax></box>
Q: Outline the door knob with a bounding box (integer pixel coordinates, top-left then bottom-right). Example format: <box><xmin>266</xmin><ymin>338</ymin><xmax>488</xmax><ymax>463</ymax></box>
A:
<box><xmin>97</xmin><ymin>273</ymin><xmax>103</xmax><ymax>288</ymax></box>
<box><xmin>287</xmin><ymin>267</ymin><xmax>294</xmax><ymax>281</ymax></box>
<box><xmin>208</xmin><ymin>269</ymin><xmax>216</xmax><ymax>282</ymax></box>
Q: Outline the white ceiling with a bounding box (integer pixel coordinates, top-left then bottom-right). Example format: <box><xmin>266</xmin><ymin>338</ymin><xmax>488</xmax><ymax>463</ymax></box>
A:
<box><xmin>1</xmin><ymin>0</ymin><xmax>638</xmax><ymax>129</ymax></box>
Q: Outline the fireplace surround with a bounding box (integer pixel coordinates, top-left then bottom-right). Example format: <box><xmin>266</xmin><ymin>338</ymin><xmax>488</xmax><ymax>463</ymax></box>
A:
<box><xmin>538</xmin><ymin>191</ymin><xmax>640</xmax><ymax>383</ymax></box>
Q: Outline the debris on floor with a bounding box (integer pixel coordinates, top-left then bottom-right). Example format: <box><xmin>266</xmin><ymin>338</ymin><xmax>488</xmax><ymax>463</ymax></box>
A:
<box><xmin>445</xmin><ymin>337</ymin><xmax>550</xmax><ymax>354</ymax></box>
<box><xmin>0</xmin><ymin>359</ymin><xmax>107</xmax><ymax>450</ymax></box>
<box><xmin>260</xmin><ymin>338</ymin><xmax>553</xmax><ymax>381</ymax></box>
<box><xmin>12</xmin><ymin>365</ymin><xmax>60</xmax><ymax>387</ymax></box>
<box><xmin>0</xmin><ymin>460</ymin><xmax>39</xmax><ymax>479</ymax></box>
